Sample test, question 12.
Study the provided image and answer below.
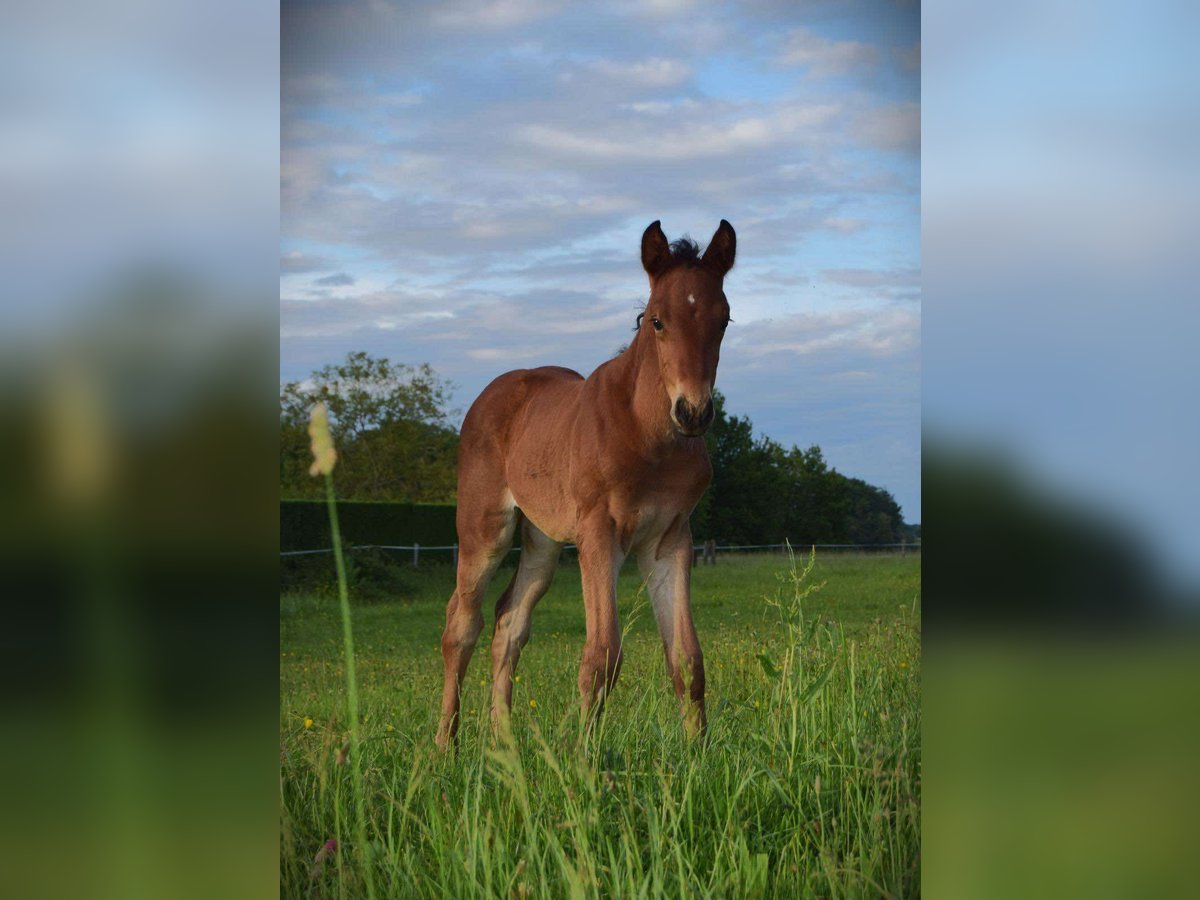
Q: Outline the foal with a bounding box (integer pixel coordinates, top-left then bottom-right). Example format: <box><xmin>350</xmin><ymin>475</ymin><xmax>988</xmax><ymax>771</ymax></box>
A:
<box><xmin>436</xmin><ymin>220</ymin><xmax>735</xmax><ymax>750</ymax></box>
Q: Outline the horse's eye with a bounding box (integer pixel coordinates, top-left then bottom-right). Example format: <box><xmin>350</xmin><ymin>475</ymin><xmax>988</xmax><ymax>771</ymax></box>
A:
<box><xmin>651</xmin><ymin>317</ymin><xmax>663</xmax><ymax>332</ymax></box>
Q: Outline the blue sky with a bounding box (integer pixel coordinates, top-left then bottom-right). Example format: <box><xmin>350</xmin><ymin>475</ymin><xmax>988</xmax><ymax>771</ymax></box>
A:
<box><xmin>281</xmin><ymin>0</ymin><xmax>921</xmax><ymax>523</ymax></box>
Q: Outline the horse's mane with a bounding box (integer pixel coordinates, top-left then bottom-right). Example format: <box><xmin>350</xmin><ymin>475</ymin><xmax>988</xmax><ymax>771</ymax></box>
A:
<box><xmin>669</xmin><ymin>236</ymin><xmax>701</xmax><ymax>265</ymax></box>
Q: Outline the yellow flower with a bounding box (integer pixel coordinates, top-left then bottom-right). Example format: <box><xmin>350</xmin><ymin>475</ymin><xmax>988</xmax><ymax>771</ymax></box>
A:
<box><xmin>529</xmin><ymin>699</ymin><xmax>538</xmax><ymax>710</ymax></box>
<box><xmin>899</xmin><ymin>661</ymin><xmax>909</xmax><ymax>669</ymax></box>
<box><xmin>385</xmin><ymin>724</ymin><xmax>394</xmax><ymax>732</ymax></box>
<box><xmin>480</xmin><ymin>678</ymin><xmax>487</xmax><ymax>687</ymax></box>
<box><xmin>44</xmin><ymin>364</ymin><xmax>112</xmax><ymax>506</ymax></box>
<box><xmin>304</xmin><ymin>717</ymin><xmax>314</xmax><ymax>729</ymax></box>
<box><xmin>514</xmin><ymin>675</ymin><xmax>521</xmax><ymax>683</ymax></box>
<box><xmin>307</xmin><ymin>403</ymin><xmax>338</xmax><ymax>476</ymax></box>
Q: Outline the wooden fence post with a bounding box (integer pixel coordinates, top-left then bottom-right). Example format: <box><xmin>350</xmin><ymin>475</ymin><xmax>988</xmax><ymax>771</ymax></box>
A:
<box><xmin>452</xmin><ymin>544</ymin><xmax>458</xmax><ymax>566</ymax></box>
<box><xmin>413</xmin><ymin>542</ymin><xmax>420</xmax><ymax>567</ymax></box>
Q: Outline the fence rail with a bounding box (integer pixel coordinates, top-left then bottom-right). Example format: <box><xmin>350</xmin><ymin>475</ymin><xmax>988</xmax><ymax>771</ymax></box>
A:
<box><xmin>281</xmin><ymin>541</ymin><xmax>919</xmax><ymax>563</ymax></box>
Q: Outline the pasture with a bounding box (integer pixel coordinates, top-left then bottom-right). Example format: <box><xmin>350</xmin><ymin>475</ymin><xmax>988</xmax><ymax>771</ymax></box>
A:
<box><xmin>280</xmin><ymin>551</ymin><xmax>921</xmax><ymax>898</ymax></box>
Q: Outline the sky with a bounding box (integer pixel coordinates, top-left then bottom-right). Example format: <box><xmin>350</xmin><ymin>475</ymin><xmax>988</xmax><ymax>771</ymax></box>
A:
<box><xmin>281</xmin><ymin>0</ymin><xmax>921</xmax><ymax>523</ymax></box>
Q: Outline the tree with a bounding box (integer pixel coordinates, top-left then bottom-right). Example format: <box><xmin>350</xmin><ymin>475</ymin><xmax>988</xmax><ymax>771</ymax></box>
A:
<box><xmin>280</xmin><ymin>352</ymin><xmax>459</xmax><ymax>502</ymax></box>
<box><xmin>691</xmin><ymin>390</ymin><xmax>906</xmax><ymax>546</ymax></box>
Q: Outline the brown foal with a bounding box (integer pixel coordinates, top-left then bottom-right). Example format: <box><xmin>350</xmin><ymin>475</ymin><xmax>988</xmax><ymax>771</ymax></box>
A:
<box><xmin>435</xmin><ymin>219</ymin><xmax>736</xmax><ymax>750</ymax></box>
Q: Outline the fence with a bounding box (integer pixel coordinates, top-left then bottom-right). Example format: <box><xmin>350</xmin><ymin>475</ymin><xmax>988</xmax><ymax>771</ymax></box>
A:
<box><xmin>280</xmin><ymin>541</ymin><xmax>920</xmax><ymax>565</ymax></box>
<box><xmin>280</xmin><ymin>499</ymin><xmax>458</xmax><ymax>554</ymax></box>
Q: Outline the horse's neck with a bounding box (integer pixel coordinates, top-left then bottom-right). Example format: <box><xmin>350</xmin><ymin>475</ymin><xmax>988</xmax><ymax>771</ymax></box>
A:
<box><xmin>607</xmin><ymin>332</ymin><xmax>673</xmax><ymax>450</ymax></box>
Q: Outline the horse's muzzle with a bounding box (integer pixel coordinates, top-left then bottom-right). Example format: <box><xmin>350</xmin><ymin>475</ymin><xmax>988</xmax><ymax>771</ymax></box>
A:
<box><xmin>671</xmin><ymin>395</ymin><xmax>715</xmax><ymax>436</ymax></box>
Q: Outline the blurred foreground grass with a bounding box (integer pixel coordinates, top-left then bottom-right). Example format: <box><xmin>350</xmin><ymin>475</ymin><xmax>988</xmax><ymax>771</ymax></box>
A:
<box><xmin>924</xmin><ymin>638</ymin><xmax>1200</xmax><ymax>899</ymax></box>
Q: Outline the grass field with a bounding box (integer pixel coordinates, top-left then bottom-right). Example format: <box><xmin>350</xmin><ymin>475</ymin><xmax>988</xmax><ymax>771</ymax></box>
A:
<box><xmin>279</xmin><ymin>550</ymin><xmax>921</xmax><ymax>898</ymax></box>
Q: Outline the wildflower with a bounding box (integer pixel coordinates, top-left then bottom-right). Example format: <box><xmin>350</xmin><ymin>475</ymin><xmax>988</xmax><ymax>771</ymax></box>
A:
<box><xmin>310</xmin><ymin>838</ymin><xmax>338</xmax><ymax>881</ymax></box>
<box><xmin>307</xmin><ymin>403</ymin><xmax>337</xmax><ymax>476</ymax></box>
<box><xmin>385</xmin><ymin>724</ymin><xmax>394</xmax><ymax>732</ymax></box>
<box><xmin>44</xmin><ymin>364</ymin><xmax>112</xmax><ymax>506</ymax></box>
<box><xmin>529</xmin><ymin>699</ymin><xmax>538</xmax><ymax>710</ymax></box>
<box><xmin>899</xmin><ymin>660</ymin><xmax>909</xmax><ymax>669</ymax></box>
<box><xmin>480</xmin><ymin>678</ymin><xmax>486</xmax><ymax>687</ymax></box>
<box><xmin>304</xmin><ymin>717</ymin><xmax>314</xmax><ymax>729</ymax></box>
<box><xmin>514</xmin><ymin>674</ymin><xmax>521</xmax><ymax>683</ymax></box>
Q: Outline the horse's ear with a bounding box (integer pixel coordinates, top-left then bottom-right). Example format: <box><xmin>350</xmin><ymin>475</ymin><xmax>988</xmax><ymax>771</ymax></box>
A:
<box><xmin>641</xmin><ymin>220</ymin><xmax>671</xmax><ymax>280</ymax></box>
<box><xmin>702</xmin><ymin>219</ymin><xmax>736</xmax><ymax>276</ymax></box>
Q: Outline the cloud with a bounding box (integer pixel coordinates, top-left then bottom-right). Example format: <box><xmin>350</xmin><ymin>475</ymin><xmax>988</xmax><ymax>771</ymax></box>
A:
<box><xmin>779</xmin><ymin>27</ymin><xmax>880</xmax><ymax>78</ymax></box>
<box><xmin>822</xmin><ymin>267</ymin><xmax>920</xmax><ymax>302</ymax></box>
<box><xmin>466</xmin><ymin>346</ymin><xmax>544</xmax><ymax>362</ymax></box>
<box><xmin>895</xmin><ymin>41</ymin><xmax>920</xmax><ymax>73</ymax></box>
<box><xmin>282</xmin><ymin>29</ymin><xmax>913</xmax><ymax>263</ymax></box>
<box><xmin>283</xmin><ymin>74</ymin><xmax>426</xmax><ymax>113</ymax></box>
<box><xmin>313</xmin><ymin>272</ymin><xmax>356</xmax><ymax>287</ymax></box>
<box><xmin>823</xmin><ymin>267</ymin><xmax>915</xmax><ymax>287</ymax></box>
<box><xmin>619</xmin><ymin>98</ymin><xmax>701</xmax><ymax>115</ymax></box>
<box><xmin>727</xmin><ymin>308</ymin><xmax>919</xmax><ymax>362</ymax></box>
<box><xmin>821</xmin><ymin>216</ymin><xmax>866</xmax><ymax>233</ymax></box>
<box><xmin>514</xmin><ymin>102</ymin><xmax>842</xmax><ymax>164</ymax></box>
<box><xmin>432</xmin><ymin>0</ymin><xmax>566</xmax><ymax>30</ymax></box>
<box><xmin>584</xmin><ymin>57</ymin><xmax>692</xmax><ymax>88</ymax></box>
<box><xmin>611</xmin><ymin>0</ymin><xmax>697</xmax><ymax>18</ymax></box>
<box><xmin>852</xmin><ymin>101</ymin><xmax>920</xmax><ymax>152</ymax></box>
<box><xmin>280</xmin><ymin>251</ymin><xmax>333</xmax><ymax>274</ymax></box>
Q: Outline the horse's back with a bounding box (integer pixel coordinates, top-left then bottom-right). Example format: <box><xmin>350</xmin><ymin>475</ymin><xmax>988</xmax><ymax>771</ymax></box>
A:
<box><xmin>462</xmin><ymin>366</ymin><xmax>582</xmax><ymax>439</ymax></box>
<box><xmin>459</xmin><ymin>366</ymin><xmax>584</xmax><ymax>540</ymax></box>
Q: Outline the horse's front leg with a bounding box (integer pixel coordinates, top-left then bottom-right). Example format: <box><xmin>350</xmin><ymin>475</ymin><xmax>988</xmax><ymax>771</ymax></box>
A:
<box><xmin>638</xmin><ymin>515</ymin><xmax>706</xmax><ymax>738</ymax></box>
<box><xmin>576</xmin><ymin>511</ymin><xmax>625</xmax><ymax>722</ymax></box>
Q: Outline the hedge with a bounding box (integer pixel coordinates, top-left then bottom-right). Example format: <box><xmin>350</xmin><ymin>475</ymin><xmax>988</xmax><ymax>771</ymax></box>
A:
<box><xmin>280</xmin><ymin>500</ymin><xmax>460</xmax><ymax>553</ymax></box>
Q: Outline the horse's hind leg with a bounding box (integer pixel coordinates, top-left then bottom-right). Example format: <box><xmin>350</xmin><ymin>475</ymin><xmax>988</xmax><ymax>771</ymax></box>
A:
<box><xmin>490</xmin><ymin>520</ymin><xmax>562</xmax><ymax>730</ymax></box>
<box><xmin>436</xmin><ymin>492</ymin><xmax>518</xmax><ymax>751</ymax></box>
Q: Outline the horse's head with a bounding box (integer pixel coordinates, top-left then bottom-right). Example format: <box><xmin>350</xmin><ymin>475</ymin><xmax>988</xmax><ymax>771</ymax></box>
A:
<box><xmin>640</xmin><ymin>219</ymin><xmax>736</xmax><ymax>437</ymax></box>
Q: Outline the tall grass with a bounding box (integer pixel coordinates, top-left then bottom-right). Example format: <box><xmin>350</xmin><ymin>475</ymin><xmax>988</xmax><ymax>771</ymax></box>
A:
<box><xmin>307</xmin><ymin>402</ymin><xmax>378</xmax><ymax>898</ymax></box>
<box><xmin>322</xmin><ymin>468</ymin><xmax>377</xmax><ymax>900</ymax></box>
<box><xmin>280</xmin><ymin>550</ymin><xmax>920</xmax><ymax>897</ymax></box>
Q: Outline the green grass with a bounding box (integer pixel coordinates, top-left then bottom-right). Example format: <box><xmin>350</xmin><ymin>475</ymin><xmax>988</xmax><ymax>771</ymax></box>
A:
<box><xmin>280</xmin><ymin>551</ymin><xmax>921</xmax><ymax>898</ymax></box>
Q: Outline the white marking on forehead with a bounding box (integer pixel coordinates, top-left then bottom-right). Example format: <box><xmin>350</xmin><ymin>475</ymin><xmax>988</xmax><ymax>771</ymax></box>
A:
<box><xmin>687</xmin><ymin>293</ymin><xmax>696</xmax><ymax>305</ymax></box>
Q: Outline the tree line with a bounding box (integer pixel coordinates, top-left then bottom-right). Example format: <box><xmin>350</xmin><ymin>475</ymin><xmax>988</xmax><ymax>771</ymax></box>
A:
<box><xmin>691</xmin><ymin>393</ymin><xmax>909</xmax><ymax>545</ymax></box>
<box><xmin>281</xmin><ymin>353</ymin><xmax>912</xmax><ymax>545</ymax></box>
